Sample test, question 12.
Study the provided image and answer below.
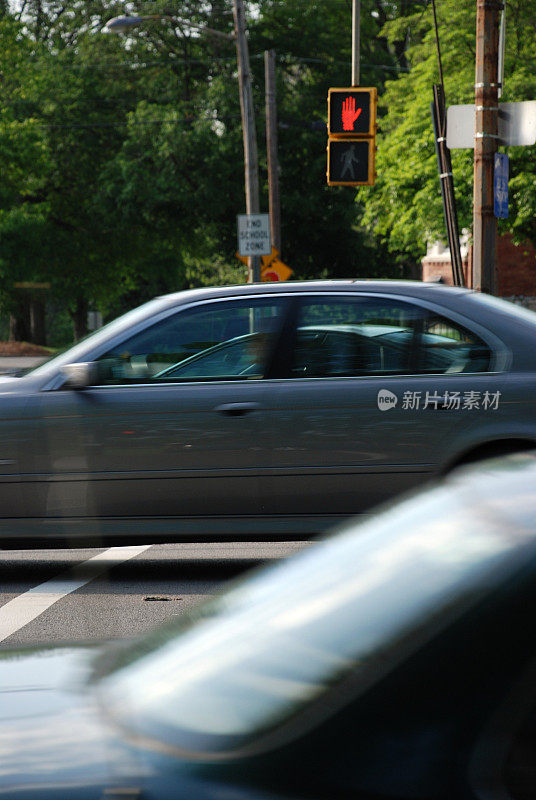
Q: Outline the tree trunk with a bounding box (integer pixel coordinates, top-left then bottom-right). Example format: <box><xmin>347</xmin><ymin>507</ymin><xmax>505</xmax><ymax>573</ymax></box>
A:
<box><xmin>70</xmin><ymin>297</ymin><xmax>89</xmax><ymax>341</ymax></box>
<box><xmin>30</xmin><ymin>299</ymin><xmax>47</xmax><ymax>345</ymax></box>
<box><xmin>9</xmin><ymin>300</ymin><xmax>31</xmax><ymax>342</ymax></box>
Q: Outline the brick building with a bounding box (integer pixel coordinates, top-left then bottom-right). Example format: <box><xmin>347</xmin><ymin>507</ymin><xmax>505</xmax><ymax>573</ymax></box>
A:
<box><xmin>421</xmin><ymin>234</ymin><xmax>536</xmax><ymax>310</ymax></box>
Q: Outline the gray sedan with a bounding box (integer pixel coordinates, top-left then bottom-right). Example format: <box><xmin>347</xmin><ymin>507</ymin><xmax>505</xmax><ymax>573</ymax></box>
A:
<box><xmin>1</xmin><ymin>280</ymin><xmax>535</xmax><ymax>544</ymax></box>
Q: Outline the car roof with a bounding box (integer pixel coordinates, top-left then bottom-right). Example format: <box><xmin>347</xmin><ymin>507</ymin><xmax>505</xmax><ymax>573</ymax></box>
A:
<box><xmin>155</xmin><ymin>279</ymin><xmax>473</xmax><ymax>306</ymax></box>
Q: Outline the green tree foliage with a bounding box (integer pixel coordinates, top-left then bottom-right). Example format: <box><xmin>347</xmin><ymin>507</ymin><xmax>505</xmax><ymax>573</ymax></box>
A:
<box><xmin>0</xmin><ymin>17</ymin><xmax>50</xmax><ymax>333</ymax></box>
<box><xmin>249</xmin><ymin>0</ymin><xmax>405</xmax><ymax>278</ymax></box>
<box><xmin>0</xmin><ymin>0</ymin><xmax>407</xmax><ymax>342</ymax></box>
<box><xmin>362</xmin><ymin>0</ymin><xmax>536</xmax><ymax>259</ymax></box>
<box><xmin>3</xmin><ymin>0</ymin><xmax>535</xmax><ymax>343</ymax></box>
<box><xmin>0</xmin><ymin>5</ymin><xmax>139</xmax><ymax>339</ymax></box>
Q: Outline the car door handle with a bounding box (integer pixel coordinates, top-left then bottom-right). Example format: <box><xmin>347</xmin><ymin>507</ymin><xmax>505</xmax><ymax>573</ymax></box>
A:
<box><xmin>214</xmin><ymin>402</ymin><xmax>261</xmax><ymax>416</ymax></box>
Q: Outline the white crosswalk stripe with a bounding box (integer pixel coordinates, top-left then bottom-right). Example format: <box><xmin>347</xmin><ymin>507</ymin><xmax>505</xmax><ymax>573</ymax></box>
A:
<box><xmin>0</xmin><ymin>545</ymin><xmax>151</xmax><ymax>642</ymax></box>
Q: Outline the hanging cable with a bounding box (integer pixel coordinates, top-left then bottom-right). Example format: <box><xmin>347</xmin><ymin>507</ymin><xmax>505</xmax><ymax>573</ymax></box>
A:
<box><xmin>429</xmin><ymin>0</ymin><xmax>465</xmax><ymax>287</ymax></box>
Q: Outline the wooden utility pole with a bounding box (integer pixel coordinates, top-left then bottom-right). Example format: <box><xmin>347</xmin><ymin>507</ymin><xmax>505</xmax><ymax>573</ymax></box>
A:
<box><xmin>352</xmin><ymin>0</ymin><xmax>360</xmax><ymax>86</ymax></box>
<box><xmin>233</xmin><ymin>0</ymin><xmax>261</xmax><ymax>282</ymax></box>
<box><xmin>473</xmin><ymin>0</ymin><xmax>502</xmax><ymax>293</ymax></box>
<box><xmin>264</xmin><ymin>49</ymin><xmax>281</xmax><ymax>254</ymax></box>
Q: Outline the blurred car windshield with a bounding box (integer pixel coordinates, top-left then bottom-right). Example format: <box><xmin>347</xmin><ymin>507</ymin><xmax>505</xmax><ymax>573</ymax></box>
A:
<box><xmin>23</xmin><ymin>296</ymin><xmax>178</xmax><ymax>379</ymax></box>
<box><xmin>98</xmin><ymin>459</ymin><xmax>536</xmax><ymax>757</ymax></box>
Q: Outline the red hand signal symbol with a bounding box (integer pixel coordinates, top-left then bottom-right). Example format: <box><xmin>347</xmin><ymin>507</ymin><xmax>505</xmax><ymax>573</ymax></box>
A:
<box><xmin>342</xmin><ymin>96</ymin><xmax>362</xmax><ymax>131</ymax></box>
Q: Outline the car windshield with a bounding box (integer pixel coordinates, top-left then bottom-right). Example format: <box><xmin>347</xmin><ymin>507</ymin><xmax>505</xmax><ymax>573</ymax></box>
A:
<box><xmin>22</xmin><ymin>296</ymin><xmax>179</xmax><ymax>379</ymax></box>
<box><xmin>97</xmin><ymin>459</ymin><xmax>536</xmax><ymax>757</ymax></box>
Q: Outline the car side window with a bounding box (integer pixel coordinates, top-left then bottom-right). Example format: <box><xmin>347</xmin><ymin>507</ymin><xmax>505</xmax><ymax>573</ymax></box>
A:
<box><xmin>290</xmin><ymin>296</ymin><xmax>426</xmax><ymax>378</ymax></box>
<box><xmin>96</xmin><ymin>298</ymin><xmax>287</xmax><ymax>384</ymax></box>
<box><xmin>418</xmin><ymin>316</ymin><xmax>492</xmax><ymax>374</ymax></box>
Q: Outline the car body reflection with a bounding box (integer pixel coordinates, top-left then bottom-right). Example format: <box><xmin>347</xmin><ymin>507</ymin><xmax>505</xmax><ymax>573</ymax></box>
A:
<box><xmin>2</xmin><ymin>453</ymin><xmax>536</xmax><ymax>797</ymax></box>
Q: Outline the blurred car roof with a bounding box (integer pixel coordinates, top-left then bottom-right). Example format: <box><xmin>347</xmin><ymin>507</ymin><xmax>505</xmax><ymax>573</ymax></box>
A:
<box><xmin>98</xmin><ymin>451</ymin><xmax>536</xmax><ymax>757</ymax></box>
<box><xmin>2</xmin><ymin>454</ymin><xmax>536</xmax><ymax>798</ymax></box>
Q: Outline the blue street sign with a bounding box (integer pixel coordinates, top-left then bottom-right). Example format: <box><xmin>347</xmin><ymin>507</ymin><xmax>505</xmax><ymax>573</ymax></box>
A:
<box><xmin>494</xmin><ymin>153</ymin><xmax>509</xmax><ymax>218</ymax></box>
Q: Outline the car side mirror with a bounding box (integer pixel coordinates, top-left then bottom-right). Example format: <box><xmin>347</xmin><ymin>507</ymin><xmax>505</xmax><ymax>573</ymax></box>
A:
<box><xmin>61</xmin><ymin>361</ymin><xmax>101</xmax><ymax>389</ymax></box>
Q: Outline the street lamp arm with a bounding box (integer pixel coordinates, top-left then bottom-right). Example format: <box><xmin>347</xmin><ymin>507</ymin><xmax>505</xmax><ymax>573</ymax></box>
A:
<box><xmin>104</xmin><ymin>15</ymin><xmax>234</xmax><ymax>40</ymax></box>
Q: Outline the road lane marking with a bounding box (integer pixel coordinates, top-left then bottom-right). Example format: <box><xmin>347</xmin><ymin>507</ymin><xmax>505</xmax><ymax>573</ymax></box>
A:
<box><xmin>0</xmin><ymin>544</ymin><xmax>151</xmax><ymax>643</ymax></box>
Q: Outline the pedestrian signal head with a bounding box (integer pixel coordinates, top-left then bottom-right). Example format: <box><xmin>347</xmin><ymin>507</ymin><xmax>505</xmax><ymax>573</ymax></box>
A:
<box><xmin>326</xmin><ymin>138</ymin><xmax>375</xmax><ymax>186</ymax></box>
<box><xmin>328</xmin><ymin>88</ymin><xmax>377</xmax><ymax>137</ymax></box>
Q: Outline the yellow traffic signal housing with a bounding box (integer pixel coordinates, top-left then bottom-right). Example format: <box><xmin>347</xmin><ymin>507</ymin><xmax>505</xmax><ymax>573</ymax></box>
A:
<box><xmin>327</xmin><ymin>138</ymin><xmax>375</xmax><ymax>186</ymax></box>
<box><xmin>327</xmin><ymin>87</ymin><xmax>377</xmax><ymax>187</ymax></box>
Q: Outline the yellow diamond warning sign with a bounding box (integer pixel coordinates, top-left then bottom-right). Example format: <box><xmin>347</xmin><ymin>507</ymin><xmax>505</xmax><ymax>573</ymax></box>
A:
<box><xmin>235</xmin><ymin>248</ymin><xmax>293</xmax><ymax>281</ymax></box>
<box><xmin>261</xmin><ymin>258</ymin><xmax>292</xmax><ymax>282</ymax></box>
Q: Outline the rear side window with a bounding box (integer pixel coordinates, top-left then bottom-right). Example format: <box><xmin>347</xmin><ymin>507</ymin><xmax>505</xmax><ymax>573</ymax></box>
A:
<box><xmin>288</xmin><ymin>296</ymin><xmax>492</xmax><ymax>378</ymax></box>
<box><xmin>291</xmin><ymin>296</ymin><xmax>425</xmax><ymax>377</ymax></box>
<box><xmin>419</xmin><ymin>315</ymin><xmax>491</xmax><ymax>374</ymax></box>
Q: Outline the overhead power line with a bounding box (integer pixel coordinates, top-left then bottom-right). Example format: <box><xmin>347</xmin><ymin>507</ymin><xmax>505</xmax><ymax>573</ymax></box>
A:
<box><xmin>22</xmin><ymin>112</ymin><xmax>328</xmax><ymax>132</ymax></box>
<box><xmin>18</xmin><ymin>52</ymin><xmax>408</xmax><ymax>73</ymax></box>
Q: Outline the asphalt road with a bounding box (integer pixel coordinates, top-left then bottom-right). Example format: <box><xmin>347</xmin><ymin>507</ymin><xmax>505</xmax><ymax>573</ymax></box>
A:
<box><xmin>0</xmin><ymin>541</ymin><xmax>309</xmax><ymax>649</ymax></box>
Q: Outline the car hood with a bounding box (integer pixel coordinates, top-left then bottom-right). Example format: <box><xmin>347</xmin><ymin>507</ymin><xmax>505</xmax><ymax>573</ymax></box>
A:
<box><xmin>0</xmin><ymin>644</ymin><xmax>143</xmax><ymax>799</ymax></box>
<box><xmin>0</xmin><ymin>644</ymin><xmax>290</xmax><ymax>800</ymax></box>
<box><xmin>0</xmin><ymin>372</ymin><xmax>50</xmax><ymax>396</ymax></box>
<box><xmin>0</xmin><ymin>375</ymin><xmax>21</xmax><ymax>388</ymax></box>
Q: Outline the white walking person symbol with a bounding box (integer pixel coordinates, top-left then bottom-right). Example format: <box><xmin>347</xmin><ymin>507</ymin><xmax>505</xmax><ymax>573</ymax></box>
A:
<box><xmin>340</xmin><ymin>145</ymin><xmax>360</xmax><ymax>179</ymax></box>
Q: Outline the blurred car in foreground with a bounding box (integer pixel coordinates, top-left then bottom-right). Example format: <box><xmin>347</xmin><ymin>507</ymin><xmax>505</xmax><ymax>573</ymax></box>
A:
<box><xmin>1</xmin><ymin>279</ymin><xmax>536</xmax><ymax>544</ymax></box>
<box><xmin>2</xmin><ymin>453</ymin><xmax>536</xmax><ymax>798</ymax></box>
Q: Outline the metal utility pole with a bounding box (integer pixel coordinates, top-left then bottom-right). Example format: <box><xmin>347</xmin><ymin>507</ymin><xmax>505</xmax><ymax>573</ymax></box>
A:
<box><xmin>233</xmin><ymin>0</ymin><xmax>261</xmax><ymax>282</ymax></box>
<box><xmin>352</xmin><ymin>0</ymin><xmax>360</xmax><ymax>86</ymax></box>
<box><xmin>473</xmin><ymin>0</ymin><xmax>502</xmax><ymax>294</ymax></box>
<box><xmin>432</xmin><ymin>86</ymin><xmax>465</xmax><ymax>287</ymax></box>
<box><xmin>430</xmin><ymin>0</ymin><xmax>464</xmax><ymax>287</ymax></box>
<box><xmin>264</xmin><ymin>49</ymin><xmax>281</xmax><ymax>254</ymax></box>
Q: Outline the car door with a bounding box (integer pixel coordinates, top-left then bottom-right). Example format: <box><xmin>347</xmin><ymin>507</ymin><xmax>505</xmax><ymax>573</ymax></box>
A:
<box><xmin>26</xmin><ymin>295</ymin><xmax>289</xmax><ymax>525</ymax></box>
<box><xmin>0</xmin><ymin>385</ymin><xmax>30</xmax><ymax>518</ymax></box>
<box><xmin>261</xmin><ymin>292</ymin><xmax>498</xmax><ymax>517</ymax></box>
